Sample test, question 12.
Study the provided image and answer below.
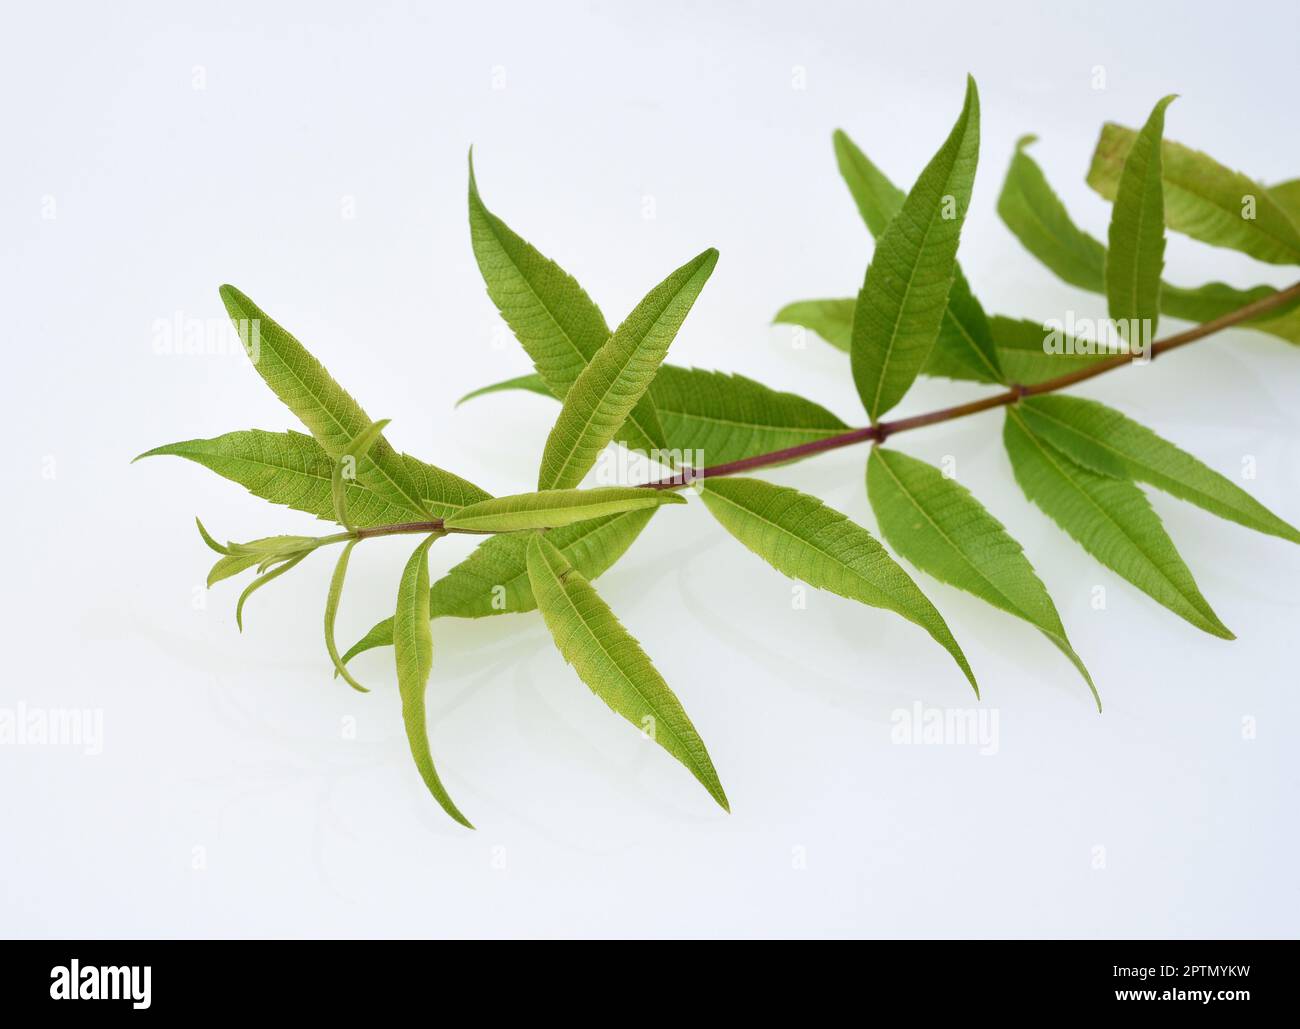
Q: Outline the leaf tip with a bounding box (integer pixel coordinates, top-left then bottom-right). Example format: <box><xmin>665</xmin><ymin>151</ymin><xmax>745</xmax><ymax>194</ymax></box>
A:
<box><xmin>195</xmin><ymin>517</ymin><xmax>229</xmax><ymax>555</ymax></box>
<box><xmin>467</xmin><ymin>147</ymin><xmax>481</xmax><ymax>198</ymax></box>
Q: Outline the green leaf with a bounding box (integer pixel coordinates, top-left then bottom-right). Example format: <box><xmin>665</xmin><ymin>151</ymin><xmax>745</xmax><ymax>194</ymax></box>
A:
<box><xmin>332</xmin><ymin>418</ymin><xmax>391</xmax><ymax>529</ymax></box>
<box><xmin>1269</xmin><ymin>179</ymin><xmax>1300</xmax><ymax>225</ymax></box>
<box><xmin>235</xmin><ymin>550</ymin><xmax>309</xmax><ymax>631</ymax></box>
<box><xmin>456</xmin><ymin>373</ymin><xmax>554</xmax><ymax>406</ymax></box>
<box><xmin>834</xmin><ymin>122</ymin><xmax>1002</xmax><ymax>385</ymax></box>
<box><xmin>442</xmin><ymin>487</ymin><xmax>683</xmax><ymax>532</ymax></box>
<box><xmin>1088</xmin><ymin>123</ymin><xmax>1300</xmax><ymax>266</ymax></box>
<box><xmin>851</xmin><ymin>76</ymin><xmax>984</xmax><ymax>420</ymax></box>
<box><xmin>525</xmin><ymin>533</ymin><xmax>729</xmax><ymax>811</ymax></box>
<box><xmin>197</xmin><ymin>518</ymin><xmax>256</xmax><ymax>586</ymax></box>
<box><xmin>218</xmin><ymin>286</ymin><xmax>434</xmax><ymax>516</ymax></box>
<box><xmin>537</xmin><ymin>248</ymin><xmax>718</xmax><ymax>489</ymax></box>
<box><xmin>1158</xmin><ymin>280</ymin><xmax>1284</xmax><ymax>325</ymax></box>
<box><xmin>210</xmin><ymin>530</ymin><xmax>317</xmax><ymax>587</ymax></box>
<box><xmin>324</xmin><ymin>539</ymin><xmax>368</xmax><ymax>693</ymax></box>
<box><xmin>997</xmin><ymin>134</ymin><xmax>1107</xmax><ymax>291</ymax></box>
<box><xmin>195</xmin><ymin>517</ymin><xmax>229</xmax><ymax>555</ymax></box>
<box><xmin>1105</xmin><ymin>96</ymin><xmax>1175</xmax><ymax>343</ymax></box>
<box><xmin>865</xmin><ymin>447</ymin><xmax>1096</xmax><ymax>707</ymax></box>
<box><xmin>207</xmin><ymin>551</ymin><xmax>263</xmax><ymax>587</ymax></box>
<box><xmin>833</xmin><ymin>128</ymin><xmax>905</xmax><ymax>235</ymax></box>
<box><xmin>1003</xmin><ymin>408</ymin><xmax>1232</xmax><ymax>639</ymax></box>
<box><xmin>772</xmin><ymin>299</ymin><xmax>853</xmax><ymax>352</ymax></box>
<box><xmin>989</xmin><ymin>316</ymin><xmax>1119</xmax><ymax>386</ymax></box>
<box><xmin>136</xmin><ymin>429</ymin><xmax>491</xmax><ymax>524</ymax></box>
<box><xmin>1016</xmin><ymin>396</ymin><xmax>1300</xmax><ymax>544</ymax></box>
<box><xmin>650</xmin><ymin>365</ymin><xmax>849</xmax><ymax>464</ymax></box>
<box><xmin>394</xmin><ymin>534</ymin><xmax>471</xmax><ymax>827</ymax></box>
<box><xmin>699</xmin><ymin>476</ymin><xmax>977</xmax><ymax>693</ymax></box>
<box><xmin>201</xmin><ymin>529</ymin><xmax>317</xmax><ymax>588</ymax></box>
<box><xmin>773</xmin><ymin>303</ymin><xmax>1108</xmax><ymax>384</ymax></box>
<box><xmin>467</xmin><ymin>154</ymin><xmax>664</xmax><ymax>452</ymax></box>
<box><xmin>458</xmin><ymin>365</ymin><xmax>849</xmax><ymax>467</ymax></box>
<box><xmin>925</xmin><ymin>267</ymin><xmax>1002</xmax><ymax>384</ymax></box>
<box><xmin>998</xmin><ymin>137</ymin><xmax>1300</xmax><ymax>345</ymax></box>
<box><xmin>341</xmin><ymin>510</ymin><xmax>657</xmax><ymax>664</ymax></box>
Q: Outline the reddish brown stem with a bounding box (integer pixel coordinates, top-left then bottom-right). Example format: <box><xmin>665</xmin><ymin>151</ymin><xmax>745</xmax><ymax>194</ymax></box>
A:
<box><xmin>639</xmin><ymin>279</ymin><xmax>1300</xmax><ymax>490</ymax></box>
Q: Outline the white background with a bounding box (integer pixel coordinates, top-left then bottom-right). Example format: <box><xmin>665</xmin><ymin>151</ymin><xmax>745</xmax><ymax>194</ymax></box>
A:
<box><xmin>3</xmin><ymin>0</ymin><xmax>1298</xmax><ymax>938</ymax></box>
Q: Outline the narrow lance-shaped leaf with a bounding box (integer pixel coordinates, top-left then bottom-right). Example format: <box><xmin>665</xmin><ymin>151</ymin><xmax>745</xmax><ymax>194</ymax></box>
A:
<box><xmin>467</xmin><ymin>153</ymin><xmax>664</xmax><ymax>452</ymax></box>
<box><xmin>866</xmin><ymin>447</ymin><xmax>1097</xmax><ymax>709</ymax></box>
<box><xmin>235</xmin><ymin>551</ymin><xmax>310</xmax><ymax>631</ymax></box>
<box><xmin>456</xmin><ymin>373</ymin><xmax>553</xmax><ymax>406</ymax></box>
<box><xmin>648</xmin><ymin>365</ymin><xmax>849</xmax><ymax>464</ymax></box>
<box><xmin>525</xmin><ymin>533</ymin><xmax>729</xmax><ymax>811</ymax></box>
<box><xmin>1016</xmin><ymin>395</ymin><xmax>1300</xmax><ymax>544</ymax></box>
<box><xmin>206</xmin><ymin>550</ymin><xmax>262</xmax><ymax>586</ymax></box>
<box><xmin>332</xmin><ymin>418</ymin><xmax>391</xmax><ymax>529</ymax></box>
<box><xmin>195</xmin><ymin>517</ymin><xmax>227</xmax><ymax>555</ymax></box>
<box><xmin>997</xmin><ymin>134</ymin><xmax>1107</xmax><ymax>291</ymax></box>
<box><xmin>1269</xmin><ymin>179</ymin><xmax>1300</xmax><ymax>227</ymax></box>
<box><xmin>772</xmin><ymin>302</ymin><xmax>1112</xmax><ymax>384</ymax></box>
<box><xmin>325</xmin><ymin>540</ymin><xmax>369</xmax><ymax>693</ymax></box>
<box><xmin>442</xmin><ymin>487</ymin><xmax>683</xmax><ymax>533</ymax></box>
<box><xmin>997</xmin><ymin>136</ymin><xmax>1300</xmax><ymax>344</ymax></box>
<box><xmin>699</xmin><ymin>476</ymin><xmax>977</xmax><ymax>694</ymax></box>
<box><xmin>1003</xmin><ymin>408</ymin><xmax>1232</xmax><ymax>639</ymax></box>
<box><xmin>988</xmin><ymin>316</ymin><xmax>1118</xmax><ymax>387</ymax></box>
<box><xmin>460</xmin><ymin>364</ymin><xmax>850</xmax><ymax>466</ymax></box>
<box><xmin>537</xmin><ymin>248</ymin><xmax>718</xmax><ymax>490</ymax></box>
<box><xmin>135</xmin><ymin>430</ymin><xmax>491</xmax><ymax>526</ymax></box>
<box><xmin>1088</xmin><ymin>123</ymin><xmax>1300</xmax><ymax>266</ymax></box>
<box><xmin>340</xmin><ymin>509</ymin><xmax>658</xmax><ymax>665</ymax></box>
<box><xmin>1105</xmin><ymin>96</ymin><xmax>1175</xmax><ymax>344</ymax></box>
<box><xmin>851</xmin><ymin>76</ymin><xmax>984</xmax><ymax>421</ymax></box>
<box><xmin>197</xmin><ymin>518</ymin><xmax>268</xmax><ymax>587</ymax></box>
<box><xmin>394</xmin><ymin>534</ymin><xmax>472</xmax><ymax>827</ymax></box>
<box><xmin>218</xmin><ymin>286</ymin><xmax>433</xmax><ymax>516</ymax></box>
<box><xmin>200</xmin><ymin>526</ymin><xmax>317</xmax><ymax>590</ymax></box>
<box><xmin>772</xmin><ymin>299</ymin><xmax>854</xmax><ymax>352</ymax></box>
<box><xmin>833</xmin><ymin>127</ymin><xmax>904</xmax><ymax>234</ymax></box>
<box><xmin>834</xmin><ymin>124</ymin><xmax>1002</xmax><ymax>384</ymax></box>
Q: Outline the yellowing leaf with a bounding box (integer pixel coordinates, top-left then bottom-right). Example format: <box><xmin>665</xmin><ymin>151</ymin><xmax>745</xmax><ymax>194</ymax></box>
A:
<box><xmin>1088</xmin><ymin>123</ymin><xmax>1300</xmax><ymax>266</ymax></box>
<box><xmin>526</xmin><ymin>533</ymin><xmax>729</xmax><ymax>811</ymax></box>
<box><xmin>394</xmin><ymin>534</ymin><xmax>471</xmax><ymax>827</ymax></box>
